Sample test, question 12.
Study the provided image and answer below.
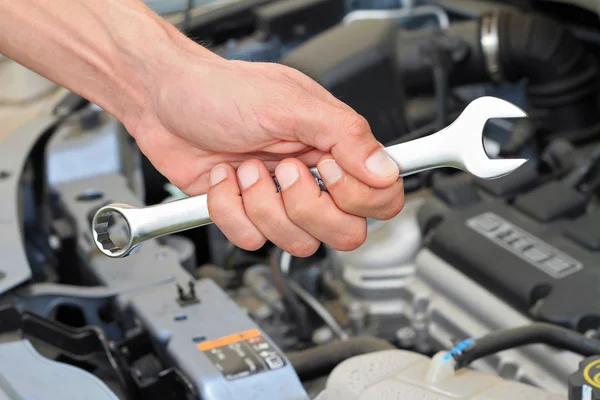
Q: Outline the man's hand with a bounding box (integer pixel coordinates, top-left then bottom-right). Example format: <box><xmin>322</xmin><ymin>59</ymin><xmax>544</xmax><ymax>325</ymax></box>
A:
<box><xmin>0</xmin><ymin>0</ymin><xmax>405</xmax><ymax>257</ymax></box>
<box><xmin>131</xmin><ymin>58</ymin><xmax>405</xmax><ymax>256</ymax></box>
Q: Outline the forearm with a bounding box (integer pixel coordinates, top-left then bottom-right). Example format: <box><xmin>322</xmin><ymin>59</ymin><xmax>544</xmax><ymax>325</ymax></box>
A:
<box><xmin>0</xmin><ymin>0</ymin><xmax>217</xmax><ymax>125</ymax></box>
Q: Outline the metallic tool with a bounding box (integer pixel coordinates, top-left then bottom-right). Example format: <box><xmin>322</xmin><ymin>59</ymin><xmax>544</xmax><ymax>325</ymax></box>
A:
<box><xmin>92</xmin><ymin>96</ymin><xmax>528</xmax><ymax>258</ymax></box>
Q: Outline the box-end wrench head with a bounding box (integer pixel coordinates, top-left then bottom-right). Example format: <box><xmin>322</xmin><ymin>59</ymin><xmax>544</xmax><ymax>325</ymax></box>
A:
<box><xmin>92</xmin><ymin>96</ymin><xmax>528</xmax><ymax>259</ymax></box>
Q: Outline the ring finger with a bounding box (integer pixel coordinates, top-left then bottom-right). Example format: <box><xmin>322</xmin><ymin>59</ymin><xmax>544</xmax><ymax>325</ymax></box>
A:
<box><xmin>236</xmin><ymin>159</ymin><xmax>321</xmax><ymax>257</ymax></box>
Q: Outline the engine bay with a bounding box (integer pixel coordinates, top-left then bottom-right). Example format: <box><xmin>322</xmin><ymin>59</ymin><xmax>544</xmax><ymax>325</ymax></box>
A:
<box><xmin>4</xmin><ymin>0</ymin><xmax>600</xmax><ymax>399</ymax></box>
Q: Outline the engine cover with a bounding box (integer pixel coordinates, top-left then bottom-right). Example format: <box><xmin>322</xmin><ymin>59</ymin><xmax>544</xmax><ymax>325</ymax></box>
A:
<box><xmin>419</xmin><ymin>169</ymin><xmax>600</xmax><ymax>332</ymax></box>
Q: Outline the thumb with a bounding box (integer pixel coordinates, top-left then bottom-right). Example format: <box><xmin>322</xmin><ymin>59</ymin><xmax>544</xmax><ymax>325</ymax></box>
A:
<box><xmin>291</xmin><ymin>99</ymin><xmax>399</xmax><ymax>189</ymax></box>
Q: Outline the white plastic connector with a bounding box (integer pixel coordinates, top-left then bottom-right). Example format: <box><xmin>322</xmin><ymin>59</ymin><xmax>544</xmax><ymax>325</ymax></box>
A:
<box><xmin>425</xmin><ymin>351</ymin><xmax>457</xmax><ymax>384</ymax></box>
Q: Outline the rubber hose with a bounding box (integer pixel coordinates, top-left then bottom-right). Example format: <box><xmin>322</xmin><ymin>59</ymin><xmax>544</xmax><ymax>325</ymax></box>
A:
<box><xmin>453</xmin><ymin>322</ymin><xmax>600</xmax><ymax>369</ymax></box>
<box><xmin>497</xmin><ymin>11</ymin><xmax>600</xmax><ymax>143</ymax></box>
<box><xmin>397</xmin><ymin>10</ymin><xmax>600</xmax><ymax>144</ymax></box>
<box><xmin>287</xmin><ymin>336</ymin><xmax>396</xmax><ymax>379</ymax></box>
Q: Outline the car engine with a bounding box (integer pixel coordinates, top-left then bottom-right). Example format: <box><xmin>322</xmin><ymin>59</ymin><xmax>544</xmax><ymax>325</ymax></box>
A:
<box><xmin>4</xmin><ymin>0</ymin><xmax>600</xmax><ymax>399</ymax></box>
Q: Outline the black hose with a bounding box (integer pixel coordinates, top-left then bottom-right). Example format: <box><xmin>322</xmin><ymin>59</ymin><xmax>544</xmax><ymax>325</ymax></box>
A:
<box><xmin>562</xmin><ymin>142</ymin><xmax>600</xmax><ymax>188</ymax></box>
<box><xmin>396</xmin><ymin>10</ymin><xmax>600</xmax><ymax>145</ymax></box>
<box><xmin>287</xmin><ymin>336</ymin><xmax>396</xmax><ymax>379</ymax></box>
<box><xmin>453</xmin><ymin>323</ymin><xmax>600</xmax><ymax>369</ymax></box>
<box><xmin>497</xmin><ymin>11</ymin><xmax>600</xmax><ymax>144</ymax></box>
<box><xmin>269</xmin><ymin>247</ymin><xmax>312</xmax><ymax>342</ymax></box>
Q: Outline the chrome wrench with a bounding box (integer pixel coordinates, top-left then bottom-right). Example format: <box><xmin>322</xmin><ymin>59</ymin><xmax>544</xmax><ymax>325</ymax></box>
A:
<box><xmin>92</xmin><ymin>96</ymin><xmax>528</xmax><ymax>258</ymax></box>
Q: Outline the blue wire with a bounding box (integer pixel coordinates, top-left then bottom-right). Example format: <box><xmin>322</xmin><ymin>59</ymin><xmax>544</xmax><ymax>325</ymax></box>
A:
<box><xmin>443</xmin><ymin>338</ymin><xmax>475</xmax><ymax>362</ymax></box>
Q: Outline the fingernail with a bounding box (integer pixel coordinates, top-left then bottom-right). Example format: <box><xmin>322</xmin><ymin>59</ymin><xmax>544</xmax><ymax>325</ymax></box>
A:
<box><xmin>365</xmin><ymin>149</ymin><xmax>399</xmax><ymax>178</ymax></box>
<box><xmin>210</xmin><ymin>165</ymin><xmax>227</xmax><ymax>186</ymax></box>
<box><xmin>318</xmin><ymin>159</ymin><xmax>343</xmax><ymax>185</ymax></box>
<box><xmin>275</xmin><ymin>163</ymin><xmax>299</xmax><ymax>190</ymax></box>
<box><xmin>237</xmin><ymin>162</ymin><xmax>260</xmax><ymax>189</ymax></box>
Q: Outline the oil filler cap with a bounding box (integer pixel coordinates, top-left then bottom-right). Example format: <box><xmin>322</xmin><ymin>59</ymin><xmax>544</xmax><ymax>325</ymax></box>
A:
<box><xmin>569</xmin><ymin>355</ymin><xmax>600</xmax><ymax>399</ymax></box>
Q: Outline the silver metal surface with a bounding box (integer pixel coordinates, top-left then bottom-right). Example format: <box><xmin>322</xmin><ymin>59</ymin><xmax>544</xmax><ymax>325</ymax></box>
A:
<box><xmin>336</xmin><ymin>195</ymin><xmax>426</xmax><ymax>342</ymax></box>
<box><xmin>92</xmin><ymin>96</ymin><xmax>528</xmax><ymax>258</ymax></box>
<box><xmin>336</xmin><ymin>238</ymin><xmax>580</xmax><ymax>395</ymax></box>
<box><xmin>480</xmin><ymin>13</ymin><xmax>504</xmax><ymax>82</ymax></box>
<box><xmin>342</xmin><ymin>5</ymin><xmax>451</xmax><ymax>29</ymax></box>
<box><xmin>414</xmin><ymin>249</ymin><xmax>580</xmax><ymax>395</ymax></box>
<box><xmin>333</xmin><ymin>194</ymin><xmax>580</xmax><ymax>395</ymax></box>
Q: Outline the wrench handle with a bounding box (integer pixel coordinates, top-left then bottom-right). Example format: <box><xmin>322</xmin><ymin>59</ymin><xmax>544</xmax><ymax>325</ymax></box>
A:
<box><xmin>280</xmin><ymin>167</ymin><xmax>327</xmax><ymax>192</ymax></box>
<box><xmin>93</xmin><ymin>153</ymin><xmax>429</xmax><ymax>258</ymax></box>
<box><xmin>92</xmin><ymin>166</ymin><xmax>330</xmax><ymax>258</ymax></box>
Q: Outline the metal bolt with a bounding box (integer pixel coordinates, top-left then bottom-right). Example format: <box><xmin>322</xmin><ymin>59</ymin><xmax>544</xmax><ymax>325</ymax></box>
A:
<box><xmin>312</xmin><ymin>326</ymin><xmax>334</xmax><ymax>345</ymax></box>
<box><xmin>413</xmin><ymin>312</ymin><xmax>428</xmax><ymax>330</ymax></box>
<box><xmin>48</xmin><ymin>234</ymin><xmax>61</xmax><ymax>250</ymax></box>
<box><xmin>396</xmin><ymin>327</ymin><xmax>416</xmax><ymax>348</ymax></box>
<box><xmin>346</xmin><ymin>301</ymin><xmax>367</xmax><ymax>333</ymax></box>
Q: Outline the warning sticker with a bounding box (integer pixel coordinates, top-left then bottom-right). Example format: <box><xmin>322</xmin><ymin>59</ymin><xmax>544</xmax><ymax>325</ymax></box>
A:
<box><xmin>200</xmin><ymin>329</ymin><xmax>286</xmax><ymax>381</ymax></box>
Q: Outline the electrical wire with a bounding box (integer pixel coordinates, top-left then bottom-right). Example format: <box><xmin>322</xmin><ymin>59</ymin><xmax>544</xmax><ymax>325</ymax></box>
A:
<box><xmin>278</xmin><ymin>249</ymin><xmax>349</xmax><ymax>340</ymax></box>
<box><xmin>450</xmin><ymin>323</ymin><xmax>600</xmax><ymax>369</ymax></box>
<box><xmin>270</xmin><ymin>248</ymin><xmax>312</xmax><ymax>341</ymax></box>
<box><xmin>288</xmin><ymin>280</ymin><xmax>349</xmax><ymax>341</ymax></box>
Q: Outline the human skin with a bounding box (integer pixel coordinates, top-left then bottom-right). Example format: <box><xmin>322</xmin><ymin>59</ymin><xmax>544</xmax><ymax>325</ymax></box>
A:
<box><xmin>0</xmin><ymin>0</ymin><xmax>405</xmax><ymax>257</ymax></box>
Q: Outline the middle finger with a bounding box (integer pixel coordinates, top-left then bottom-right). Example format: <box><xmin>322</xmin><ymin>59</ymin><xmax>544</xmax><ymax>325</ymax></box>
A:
<box><xmin>275</xmin><ymin>158</ymin><xmax>367</xmax><ymax>252</ymax></box>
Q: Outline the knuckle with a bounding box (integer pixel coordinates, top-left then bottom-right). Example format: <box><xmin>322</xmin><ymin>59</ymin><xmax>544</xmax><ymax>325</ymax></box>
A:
<box><xmin>336</xmin><ymin>191</ymin><xmax>376</xmax><ymax>215</ymax></box>
<box><xmin>374</xmin><ymin>195</ymin><xmax>405</xmax><ymax>221</ymax></box>
<box><xmin>374</xmin><ymin>208</ymin><xmax>398</xmax><ymax>221</ymax></box>
<box><xmin>237</xmin><ymin>231</ymin><xmax>266</xmax><ymax>251</ymax></box>
<box><xmin>333</xmin><ymin>228</ymin><xmax>367</xmax><ymax>252</ymax></box>
<box><xmin>343</xmin><ymin>114</ymin><xmax>371</xmax><ymax>140</ymax></box>
<box><xmin>253</xmin><ymin>96</ymin><xmax>296</xmax><ymax>135</ymax></box>
<box><xmin>245</xmin><ymin>201</ymin><xmax>272</xmax><ymax>220</ymax></box>
<box><xmin>286</xmin><ymin>203</ymin><xmax>313</xmax><ymax>224</ymax></box>
<box><xmin>281</xmin><ymin>66</ymin><xmax>308</xmax><ymax>82</ymax></box>
<box><xmin>277</xmin><ymin>65</ymin><xmax>316</xmax><ymax>90</ymax></box>
<box><xmin>287</xmin><ymin>240</ymin><xmax>320</xmax><ymax>258</ymax></box>
<box><xmin>350</xmin><ymin>228</ymin><xmax>368</xmax><ymax>248</ymax></box>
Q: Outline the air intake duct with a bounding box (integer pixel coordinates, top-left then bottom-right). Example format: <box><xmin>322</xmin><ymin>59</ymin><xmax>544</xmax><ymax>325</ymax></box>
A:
<box><xmin>281</xmin><ymin>9</ymin><xmax>600</xmax><ymax>144</ymax></box>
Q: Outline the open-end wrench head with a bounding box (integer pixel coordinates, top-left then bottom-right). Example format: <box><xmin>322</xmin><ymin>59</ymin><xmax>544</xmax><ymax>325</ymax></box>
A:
<box><xmin>385</xmin><ymin>96</ymin><xmax>529</xmax><ymax>179</ymax></box>
<box><xmin>448</xmin><ymin>96</ymin><xmax>529</xmax><ymax>179</ymax></box>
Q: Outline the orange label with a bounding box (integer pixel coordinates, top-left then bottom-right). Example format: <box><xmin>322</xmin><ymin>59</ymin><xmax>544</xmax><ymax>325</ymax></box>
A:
<box><xmin>197</xmin><ymin>329</ymin><xmax>262</xmax><ymax>351</ymax></box>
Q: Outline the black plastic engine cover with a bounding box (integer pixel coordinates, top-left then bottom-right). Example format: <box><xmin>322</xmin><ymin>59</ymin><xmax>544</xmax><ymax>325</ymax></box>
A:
<box><xmin>420</xmin><ymin>173</ymin><xmax>600</xmax><ymax>332</ymax></box>
<box><xmin>281</xmin><ymin>19</ymin><xmax>407</xmax><ymax>144</ymax></box>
